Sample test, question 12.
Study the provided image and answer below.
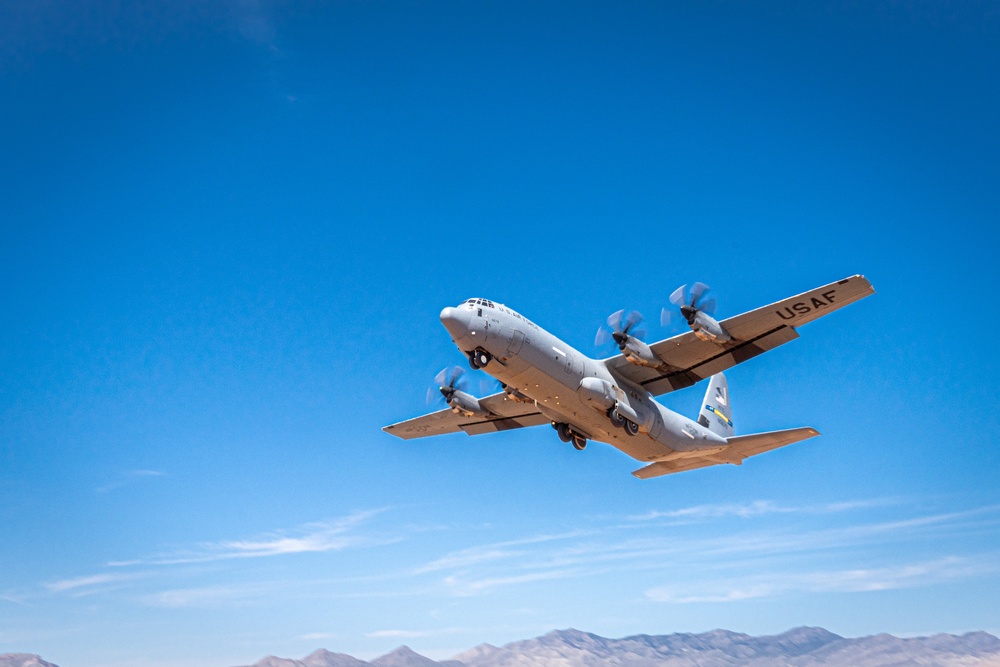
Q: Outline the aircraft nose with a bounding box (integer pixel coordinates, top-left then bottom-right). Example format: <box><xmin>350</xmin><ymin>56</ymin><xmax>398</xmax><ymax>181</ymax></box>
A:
<box><xmin>440</xmin><ymin>306</ymin><xmax>472</xmax><ymax>339</ymax></box>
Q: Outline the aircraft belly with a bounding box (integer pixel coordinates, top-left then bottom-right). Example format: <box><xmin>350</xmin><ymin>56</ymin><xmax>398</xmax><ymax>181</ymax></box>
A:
<box><xmin>477</xmin><ymin>315</ymin><xmax>686</xmax><ymax>463</ymax></box>
<box><xmin>601</xmin><ymin>431</ymin><xmax>677</xmax><ymax>462</ymax></box>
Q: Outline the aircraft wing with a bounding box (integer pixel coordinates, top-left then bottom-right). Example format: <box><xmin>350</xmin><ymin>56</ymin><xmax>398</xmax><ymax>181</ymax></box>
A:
<box><xmin>632</xmin><ymin>427</ymin><xmax>819</xmax><ymax>479</ymax></box>
<box><xmin>606</xmin><ymin>275</ymin><xmax>874</xmax><ymax>395</ymax></box>
<box><xmin>382</xmin><ymin>392</ymin><xmax>549</xmax><ymax>440</ymax></box>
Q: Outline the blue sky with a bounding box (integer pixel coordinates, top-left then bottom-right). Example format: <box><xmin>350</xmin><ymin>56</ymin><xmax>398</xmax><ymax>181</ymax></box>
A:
<box><xmin>2</xmin><ymin>1</ymin><xmax>999</xmax><ymax>666</ymax></box>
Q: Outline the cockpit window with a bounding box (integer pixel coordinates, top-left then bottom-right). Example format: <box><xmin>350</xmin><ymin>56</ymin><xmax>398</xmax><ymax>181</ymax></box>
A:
<box><xmin>462</xmin><ymin>298</ymin><xmax>496</xmax><ymax>308</ymax></box>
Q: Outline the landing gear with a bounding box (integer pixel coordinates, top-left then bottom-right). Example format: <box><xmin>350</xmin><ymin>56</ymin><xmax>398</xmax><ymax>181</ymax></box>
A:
<box><xmin>553</xmin><ymin>422</ymin><xmax>587</xmax><ymax>450</ymax></box>
<box><xmin>554</xmin><ymin>422</ymin><xmax>573</xmax><ymax>443</ymax></box>
<box><xmin>608</xmin><ymin>406</ymin><xmax>638</xmax><ymax>435</ymax></box>
<box><xmin>469</xmin><ymin>348</ymin><xmax>491</xmax><ymax>369</ymax></box>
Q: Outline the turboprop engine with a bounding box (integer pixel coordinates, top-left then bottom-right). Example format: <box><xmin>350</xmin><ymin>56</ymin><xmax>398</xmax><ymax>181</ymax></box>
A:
<box><xmin>428</xmin><ymin>366</ymin><xmax>492</xmax><ymax>418</ymax></box>
<box><xmin>664</xmin><ymin>282</ymin><xmax>732</xmax><ymax>343</ymax></box>
<box><xmin>445</xmin><ymin>390</ymin><xmax>489</xmax><ymax>417</ymax></box>
<box><xmin>618</xmin><ymin>336</ymin><xmax>660</xmax><ymax>368</ymax></box>
<box><xmin>595</xmin><ymin>310</ymin><xmax>664</xmax><ymax>369</ymax></box>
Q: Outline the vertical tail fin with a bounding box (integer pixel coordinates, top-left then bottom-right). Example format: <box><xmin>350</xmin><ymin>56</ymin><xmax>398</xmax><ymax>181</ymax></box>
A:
<box><xmin>698</xmin><ymin>373</ymin><xmax>734</xmax><ymax>438</ymax></box>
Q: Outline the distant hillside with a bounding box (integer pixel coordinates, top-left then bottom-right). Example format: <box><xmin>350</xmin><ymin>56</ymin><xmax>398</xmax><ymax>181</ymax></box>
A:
<box><xmin>0</xmin><ymin>656</ymin><xmax>59</xmax><ymax>667</ymax></box>
<box><xmin>241</xmin><ymin>627</ymin><xmax>1000</xmax><ymax>667</ymax></box>
<box><xmin>6</xmin><ymin>627</ymin><xmax>1000</xmax><ymax>667</ymax></box>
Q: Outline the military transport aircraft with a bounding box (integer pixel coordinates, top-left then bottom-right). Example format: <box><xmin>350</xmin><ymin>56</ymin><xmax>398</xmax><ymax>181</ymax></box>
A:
<box><xmin>383</xmin><ymin>276</ymin><xmax>874</xmax><ymax>479</ymax></box>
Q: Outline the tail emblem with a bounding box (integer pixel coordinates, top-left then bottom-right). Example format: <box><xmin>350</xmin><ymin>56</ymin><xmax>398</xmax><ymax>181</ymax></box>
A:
<box><xmin>706</xmin><ymin>404</ymin><xmax>733</xmax><ymax>427</ymax></box>
<box><xmin>714</xmin><ymin>386</ymin><xmax>728</xmax><ymax>406</ymax></box>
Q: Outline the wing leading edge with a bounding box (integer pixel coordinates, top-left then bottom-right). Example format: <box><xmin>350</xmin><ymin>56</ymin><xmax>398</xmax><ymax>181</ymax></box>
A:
<box><xmin>382</xmin><ymin>392</ymin><xmax>548</xmax><ymax>440</ymax></box>
<box><xmin>606</xmin><ymin>275</ymin><xmax>874</xmax><ymax>395</ymax></box>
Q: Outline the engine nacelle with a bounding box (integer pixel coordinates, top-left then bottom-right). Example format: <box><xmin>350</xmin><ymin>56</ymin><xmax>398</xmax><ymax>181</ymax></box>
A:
<box><xmin>690</xmin><ymin>312</ymin><xmax>732</xmax><ymax>343</ymax></box>
<box><xmin>620</xmin><ymin>338</ymin><xmax>662</xmax><ymax>368</ymax></box>
<box><xmin>577</xmin><ymin>377</ymin><xmax>623</xmax><ymax>411</ymax></box>
<box><xmin>447</xmin><ymin>390</ymin><xmax>490</xmax><ymax>418</ymax></box>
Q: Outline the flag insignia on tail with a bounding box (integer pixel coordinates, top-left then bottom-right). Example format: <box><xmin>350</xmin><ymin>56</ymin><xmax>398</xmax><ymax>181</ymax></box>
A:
<box><xmin>706</xmin><ymin>404</ymin><xmax>733</xmax><ymax>427</ymax></box>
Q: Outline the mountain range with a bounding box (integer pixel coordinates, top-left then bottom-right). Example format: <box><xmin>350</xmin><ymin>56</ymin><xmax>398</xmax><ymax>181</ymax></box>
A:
<box><xmin>4</xmin><ymin>627</ymin><xmax>1000</xmax><ymax>667</ymax></box>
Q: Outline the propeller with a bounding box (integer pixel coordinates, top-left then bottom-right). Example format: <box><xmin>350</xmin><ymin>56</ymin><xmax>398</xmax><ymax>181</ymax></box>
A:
<box><xmin>595</xmin><ymin>309</ymin><xmax>646</xmax><ymax>350</ymax></box>
<box><xmin>426</xmin><ymin>366</ymin><xmax>467</xmax><ymax>405</ymax></box>
<box><xmin>662</xmin><ymin>282</ymin><xmax>717</xmax><ymax>327</ymax></box>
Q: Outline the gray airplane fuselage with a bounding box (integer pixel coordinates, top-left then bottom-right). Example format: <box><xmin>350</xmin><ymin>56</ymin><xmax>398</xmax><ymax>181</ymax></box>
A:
<box><xmin>440</xmin><ymin>299</ymin><xmax>727</xmax><ymax>463</ymax></box>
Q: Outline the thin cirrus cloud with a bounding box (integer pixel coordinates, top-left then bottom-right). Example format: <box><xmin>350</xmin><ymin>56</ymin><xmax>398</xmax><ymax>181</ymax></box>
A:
<box><xmin>367</xmin><ymin>629</ymin><xmax>431</xmax><ymax>639</ymax></box>
<box><xmin>96</xmin><ymin>469</ymin><xmax>167</xmax><ymax>494</ymax></box>
<box><xmin>411</xmin><ymin>501</ymin><xmax>1000</xmax><ymax>599</ymax></box>
<box><xmin>117</xmin><ymin>508</ymin><xmax>393</xmax><ymax>566</ymax></box>
<box><xmin>414</xmin><ymin>531</ymin><xmax>589</xmax><ymax>574</ymax></box>
<box><xmin>644</xmin><ymin>555</ymin><xmax>999</xmax><ymax>603</ymax></box>
<box><xmin>45</xmin><ymin>572</ymin><xmax>145</xmax><ymax>596</ymax></box>
<box><xmin>142</xmin><ymin>584</ymin><xmax>271</xmax><ymax>609</ymax></box>
<box><xmin>625</xmin><ymin>497</ymin><xmax>904</xmax><ymax>522</ymax></box>
<box><xmin>441</xmin><ymin>568</ymin><xmax>588</xmax><ymax>597</ymax></box>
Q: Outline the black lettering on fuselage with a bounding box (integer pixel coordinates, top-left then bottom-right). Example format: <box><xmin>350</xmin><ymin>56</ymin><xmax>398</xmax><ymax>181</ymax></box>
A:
<box><xmin>792</xmin><ymin>302</ymin><xmax>810</xmax><ymax>315</ymax></box>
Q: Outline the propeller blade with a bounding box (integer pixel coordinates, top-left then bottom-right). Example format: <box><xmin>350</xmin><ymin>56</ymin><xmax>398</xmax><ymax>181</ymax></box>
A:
<box><xmin>426</xmin><ymin>387</ymin><xmax>438</xmax><ymax>405</ymax></box>
<box><xmin>607</xmin><ymin>309</ymin><xmax>625</xmax><ymax>331</ymax></box>
<box><xmin>631</xmin><ymin>327</ymin><xmax>647</xmax><ymax>341</ymax></box>
<box><xmin>449</xmin><ymin>366</ymin><xmax>466</xmax><ymax>390</ymax></box>
<box><xmin>595</xmin><ymin>327</ymin><xmax>612</xmax><ymax>346</ymax></box>
<box><xmin>700</xmin><ymin>297</ymin><xmax>717</xmax><ymax>316</ymax></box>
<box><xmin>434</xmin><ymin>367</ymin><xmax>449</xmax><ymax>387</ymax></box>
<box><xmin>689</xmin><ymin>282</ymin><xmax>710</xmax><ymax>308</ymax></box>
<box><xmin>623</xmin><ymin>310</ymin><xmax>643</xmax><ymax>333</ymax></box>
<box><xmin>669</xmin><ymin>284</ymin><xmax>687</xmax><ymax>307</ymax></box>
<box><xmin>660</xmin><ymin>307</ymin><xmax>674</xmax><ymax>328</ymax></box>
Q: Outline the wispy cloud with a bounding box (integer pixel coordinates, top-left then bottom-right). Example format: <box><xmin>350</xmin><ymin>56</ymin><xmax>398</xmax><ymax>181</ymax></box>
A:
<box><xmin>45</xmin><ymin>572</ymin><xmax>143</xmax><ymax>596</ymax></box>
<box><xmin>119</xmin><ymin>509</ymin><xmax>393</xmax><ymax>566</ymax></box>
<box><xmin>415</xmin><ymin>531</ymin><xmax>587</xmax><ymax>574</ymax></box>
<box><xmin>645</xmin><ymin>556</ymin><xmax>998</xmax><ymax>603</ymax></box>
<box><xmin>0</xmin><ymin>591</ymin><xmax>28</xmax><ymax>605</ymax></box>
<box><xmin>627</xmin><ymin>497</ymin><xmax>902</xmax><ymax>522</ymax></box>
<box><xmin>442</xmin><ymin>568</ymin><xmax>587</xmax><ymax>597</ymax></box>
<box><xmin>410</xmin><ymin>503</ymin><xmax>1000</xmax><ymax>601</ymax></box>
<box><xmin>142</xmin><ymin>584</ymin><xmax>268</xmax><ymax>608</ymax></box>
<box><xmin>96</xmin><ymin>469</ymin><xmax>167</xmax><ymax>494</ymax></box>
<box><xmin>367</xmin><ymin>629</ymin><xmax>431</xmax><ymax>639</ymax></box>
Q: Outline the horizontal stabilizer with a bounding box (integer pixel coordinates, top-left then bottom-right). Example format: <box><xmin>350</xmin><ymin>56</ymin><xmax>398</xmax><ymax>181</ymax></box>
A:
<box><xmin>632</xmin><ymin>426</ymin><xmax>819</xmax><ymax>479</ymax></box>
<box><xmin>725</xmin><ymin>426</ymin><xmax>819</xmax><ymax>459</ymax></box>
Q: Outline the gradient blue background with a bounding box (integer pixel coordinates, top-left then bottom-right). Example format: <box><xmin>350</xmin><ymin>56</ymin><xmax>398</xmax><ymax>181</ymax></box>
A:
<box><xmin>2</xmin><ymin>2</ymin><xmax>999</xmax><ymax>666</ymax></box>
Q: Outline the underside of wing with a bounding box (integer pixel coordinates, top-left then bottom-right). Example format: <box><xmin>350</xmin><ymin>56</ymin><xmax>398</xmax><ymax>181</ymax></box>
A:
<box><xmin>632</xmin><ymin>426</ymin><xmax>819</xmax><ymax>479</ymax></box>
<box><xmin>720</xmin><ymin>274</ymin><xmax>874</xmax><ymax>339</ymax></box>
<box><xmin>631</xmin><ymin>456</ymin><xmax>723</xmax><ymax>479</ymax></box>
<box><xmin>724</xmin><ymin>426</ymin><xmax>820</xmax><ymax>458</ymax></box>
<box><xmin>607</xmin><ymin>275</ymin><xmax>874</xmax><ymax>396</ymax></box>
<box><xmin>382</xmin><ymin>392</ymin><xmax>547</xmax><ymax>440</ymax></box>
